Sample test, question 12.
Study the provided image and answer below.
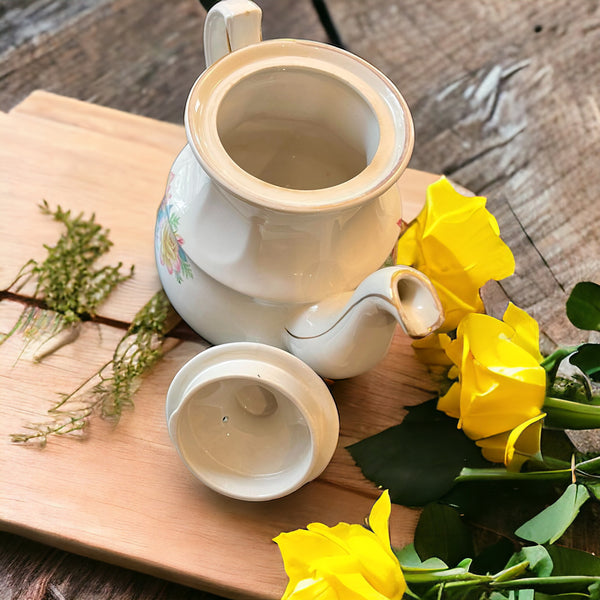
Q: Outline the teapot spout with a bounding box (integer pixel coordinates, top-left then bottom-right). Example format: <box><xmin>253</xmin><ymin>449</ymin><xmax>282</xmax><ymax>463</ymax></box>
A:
<box><xmin>284</xmin><ymin>266</ymin><xmax>444</xmax><ymax>380</ymax></box>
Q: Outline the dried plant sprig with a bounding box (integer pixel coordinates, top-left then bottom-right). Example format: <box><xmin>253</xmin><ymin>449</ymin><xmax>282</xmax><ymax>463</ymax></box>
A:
<box><xmin>94</xmin><ymin>289</ymin><xmax>180</xmax><ymax>419</ymax></box>
<box><xmin>10</xmin><ymin>409</ymin><xmax>93</xmax><ymax>447</ymax></box>
<box><xmin>11</xmin><ymin>290</ymin><xmax>181</xmax><ymax>446</ymax></box>
<box><xmin>2</xmin><ymin>200</ymin><xmax>133</xmax><ymax>355</ymax></box>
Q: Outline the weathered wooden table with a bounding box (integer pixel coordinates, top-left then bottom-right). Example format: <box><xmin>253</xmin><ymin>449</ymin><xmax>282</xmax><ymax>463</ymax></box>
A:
<box><xmin>1</xmin><ymin>1</ymin><xmax>599</xmax><ymax>599</ymax></box>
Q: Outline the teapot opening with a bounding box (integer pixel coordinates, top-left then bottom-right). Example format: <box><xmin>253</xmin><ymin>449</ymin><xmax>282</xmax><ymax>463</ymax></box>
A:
<box><xmin>216</xmin><ymin>67</ymin><xmax>380</xmax><ymax>191</ymax></box>
<box><xmin>186</xmin><ymin>39</ymin><xmax>414</xmax><ymax>212</ymax></box>
<box><xmin>395</xmin><ymin>272</ymin><xmax>444</xmax><ymax>338</ymax></box>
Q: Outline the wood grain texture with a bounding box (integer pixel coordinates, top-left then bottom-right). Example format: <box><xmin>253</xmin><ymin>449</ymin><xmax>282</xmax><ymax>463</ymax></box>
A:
<box><xmin>0</xmin><ymin>110</ymin><xmax>177</xmax><ymax>323</ymax></box>
<box><xmin>0</xmin><ymin>94</ymin><xmax>436</xmax><ymax>599</ymax></box>
<box><xmin>0</xmin><ymin>323</ymin><xmax>419</xmax><ymax>600</ymax></box>
<box><xmin>0</xmin><ymin>0</ymin><xmax>327</xmax><ymax>122</ymax></box>
<box><xmin>327</xmin><ymin>0</ymin><xmax>600</xmax><ymax>352</ymax></box>
<box><xmin>1</xmin><ymin>0</ymin><xmax>599</xmax><ymax>598</ymax></box>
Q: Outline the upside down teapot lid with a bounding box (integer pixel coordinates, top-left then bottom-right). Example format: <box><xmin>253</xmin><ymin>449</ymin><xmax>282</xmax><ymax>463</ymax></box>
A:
<box><xmin>165</xmin><ymin>342</ymin><xmax>340</xmax><ymax>501</ymax></box>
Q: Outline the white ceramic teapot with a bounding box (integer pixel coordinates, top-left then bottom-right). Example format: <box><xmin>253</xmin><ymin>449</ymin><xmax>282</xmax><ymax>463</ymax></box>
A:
<box><xmin>155</xmin><ymin>0</ymin><xmax>444</xmax><ymax>379</ymax></box>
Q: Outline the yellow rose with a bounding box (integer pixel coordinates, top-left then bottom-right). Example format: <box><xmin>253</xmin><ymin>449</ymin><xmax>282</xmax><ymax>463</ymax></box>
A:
<box><xmin>396</xmin><ymin>177</ymin><xmax>515</xmax><ymax>332</ymax></box>
<box><xmin>273</xmin><ymin>491</ymin><xmax>405</xmax><ymax>600</ymax></box>
<box><xmin>437</xmin><ymin>303</ymin><xmax>547</xmax><ymax>470</ymax></box>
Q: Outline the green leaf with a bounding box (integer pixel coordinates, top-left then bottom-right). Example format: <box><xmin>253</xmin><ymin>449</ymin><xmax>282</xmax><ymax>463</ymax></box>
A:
<box><xmin>533</xmin><ymin>593</ymin><xmax>592</xmax><ymax>599</ymax></box>
<box><xmin>584</xmin><ymin>480</ymin><xmax>600</xmax><ymax>501</ymax></box>
<box><xmin>547</xmin><ymin>545</ymin><xmax>600</xmax><ymax>577</ymax></box>
<box><xmin>540</xmin><ymin>429</ymin><xmax>576</xmax><ymax>467</ymax></box>
<box><xmin>566</xmin><ymin>282</ymin><xmax>600</xmax><ymax>332</ymax></box>
<box><xmin>347</xmin><ymin>399</ymin><xmax>488</xmax><ymax>506</ymax></box>
<box><xmin>494</xmin><ymin>576</ymin><xmax>600</xmax><ymax>595</ymax></box>
<box><xmin>515</xmin><ymin>484</ymin><xmax>590</xmax><ymax>544</ymax></box>
<box><xmin>523</xmin><ymin>545</ymin><xmax>554</xmax><ymax>578</ymax></box>
<box><xmin>495</xmin><ymin>560</ymin><xmax>531</xmax><ymax>582</ymax></box>
<box><xmin>569</xmin><ymin>344</ymin><xmax>600</xmax><ymax>382</ymax></box>
<box><xmin>543</xmin><ymin>397</ymin><xmax>600</xmax><ymax>429</ymax></box>
<box><xmin>441</xmin><ymin>475</ymin><xmax>563</xmax><ymax>533</ymax></box>
<box><xmin>414</xmin><ymin>502</ymin><xmax>474</xmax><ymax>567</ymax></box>
<box><xmin>506</xmin><ymin>545</ymin><xmax>553</xmax><ymax>577</ymax></box>
<box><xmin>395</xmin><ymin>543</ymin><xmax>449</xmax><ymax>571</ymax></box>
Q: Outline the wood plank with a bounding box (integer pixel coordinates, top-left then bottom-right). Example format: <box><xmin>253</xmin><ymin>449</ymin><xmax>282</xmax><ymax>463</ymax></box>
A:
<box><xmin>0</xmin><ymin>297</ymin><xmax>420</xmax><ymax>599</ymax></box>
<box><xmin>0</xmin><ymin>109</ymin><xmax>180</xmax><ymax>323</ymax></box>
<box><xmin>0</xmin><ymin>0</ymin><xmax>328</xmax><ymax>122</ymax></box>
<box><xmin>11</xmin><ymin>90</ymin><xmax>186</xmax><ymax>150</ymax></box>
<box><xmin>327</xmin><ymin>0</ymin><xmax>600</xmax><ymax>351</ymax></box>
<box><xmin>0</xmin><ymin>94</ymin><xmax>436</xmax><ymax>598</ymax></box>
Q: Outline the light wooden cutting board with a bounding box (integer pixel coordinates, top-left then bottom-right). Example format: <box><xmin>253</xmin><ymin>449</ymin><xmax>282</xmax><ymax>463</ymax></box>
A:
<box><xmin>0</xmin><ymin>91</ymin><xmax>440</xmax><ymax>599</ymax></box>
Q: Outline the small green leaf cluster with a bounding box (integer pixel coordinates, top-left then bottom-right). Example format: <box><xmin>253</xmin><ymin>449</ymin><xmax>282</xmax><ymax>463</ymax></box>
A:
<box><xmin>349</xmin><ymin>282</ymin><xmax>600</xmax><ymax>597</ymax></box>
<box><xmin>93</xmin><ymin>289</ymin><xmax>176</xmax><ymax>420</ymax></box>
<box><xmin>12</xmin><ymin>201</ymin><xmax>133</xmax><ymax>323</ymax></box>
<box><xmin>2</xmin><ymin>202</ymin><xmax>180</xmax><ymax>445</ymax></box>
<box><xmin>1</xmin><ymin>201</ymin><xmax>133</xmax><ymax>355</ymax></box>
<box><xmin>10</xmin><ymin>291</ymin><xmax>178</xmax><ymax>446</ymax></box>
<box><xmin>399</xmin><ymin>503</ymin><xmax>600</xmax><ymax>599</ymax></box>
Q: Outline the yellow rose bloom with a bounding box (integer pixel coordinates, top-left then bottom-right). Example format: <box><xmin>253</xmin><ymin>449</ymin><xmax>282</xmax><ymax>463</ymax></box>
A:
<box><xmin>273</xmin><ymin>491</ymin><xmax>405</xmax><ymax>600</ymax></box>
<box><xmin>437</xmin><ymin>304</ymin><xmax>547</xmax><ymax>469</ymax></box>
<box><xmin>396</xmin><ymin>177</ymin><xmax>515</xmax><ymax>331</ymax></box>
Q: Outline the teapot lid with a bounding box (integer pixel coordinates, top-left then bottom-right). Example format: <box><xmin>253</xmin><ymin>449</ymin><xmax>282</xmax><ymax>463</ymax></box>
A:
<box><xmin>165</xmin><ymin>342</ymin><xmax>339</xmax><ymax>500</ymax></box>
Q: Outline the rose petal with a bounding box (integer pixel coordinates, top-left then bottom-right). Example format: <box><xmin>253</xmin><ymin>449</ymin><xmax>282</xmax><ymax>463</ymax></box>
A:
<box><xmin>396</xmin><ymin>177</ymin><xmax>515</xmax><ymax>331</ymax></box>
<box><xmin>502</xmin><ymin>302</ymin><xmax>544</xmax><ymax>363</ymax></box>
<box><xmin>476</xmin><ymin>412</ymin><xmax>545</xmax><ymax>470</ymax></box>
<box><xmin>437</xmin><ymin>381</ymin><xmax>461</xmax><ymax>419</ymax></box>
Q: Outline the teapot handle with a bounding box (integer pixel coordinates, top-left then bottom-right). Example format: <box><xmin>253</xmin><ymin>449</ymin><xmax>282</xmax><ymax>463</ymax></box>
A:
<box><xmin>203</xmin><ymin>0</ymin><xmax>263</xmax><ymax>68</ymax></box>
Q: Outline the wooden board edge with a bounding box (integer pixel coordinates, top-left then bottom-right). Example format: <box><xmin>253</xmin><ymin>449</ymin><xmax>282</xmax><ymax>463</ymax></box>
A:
<box><xmin>0</xmin><ymin>519</ymin><xmax>257</xmax><ymax>600</ymax></box>
<box><xmin>9</xmin><ymin>90</ymin><xmax>186</xmax><ymax>151</ymax></box>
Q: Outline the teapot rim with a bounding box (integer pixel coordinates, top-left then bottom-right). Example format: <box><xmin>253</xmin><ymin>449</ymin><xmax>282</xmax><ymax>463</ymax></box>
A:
<box><xmin>185</xmin><ymin>39</ymin><xmax>414</xmax><ymax>213</ymax></box>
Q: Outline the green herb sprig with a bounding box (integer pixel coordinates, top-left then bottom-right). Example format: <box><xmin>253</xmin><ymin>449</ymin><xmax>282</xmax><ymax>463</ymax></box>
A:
<box><xmin>2</xmin><ymin>201</ymin><xmax>182</xmax><ymax>445</ymax></box>
<box><xmin>11</xmin><ymin>290</ymin><xmax>180</xmax><ymax>446</ymax></box>
<box><xmin>1</xmin><ymin>200</ymin><xmax>133</xmax><ymax>357</ymax></box>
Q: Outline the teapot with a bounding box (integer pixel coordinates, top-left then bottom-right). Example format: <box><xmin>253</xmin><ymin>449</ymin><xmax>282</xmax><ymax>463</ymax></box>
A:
<box><xmin>155</xmin><ymin>0</ymin><xmax>444</xmax><ymax>380</ymax></box>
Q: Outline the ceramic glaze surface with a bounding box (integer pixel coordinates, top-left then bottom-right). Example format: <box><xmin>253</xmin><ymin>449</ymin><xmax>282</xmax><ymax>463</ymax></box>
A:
<box><xmin>155</xmin><ymin>0</ymin><xmax>444</xmax><ymax>380</ymax></box>
<box><xmin>161</xmin><ymin>144</ymin><xmax>403</xmax><ymax>303</ymax></box>
<box><xmin>220</xmin><ymin>114</ymin><xmax>367</xmax><ymax>190</ymax></box>
<box><xmin>187</xmin><ymin>39</ymin><xmax>412</xmax><ymax>211</ymax></box>
<box><xmin>180</xmin><ymin>379</ymin><xmax>311</xmax><ymax>477</ymax></box>
<box><xmin>166</xmin><ymin>343</ymin><xmax>339</xmax><ymax>500</ymax></box>
<box><xmin>217</xmin><ymin>67</ymin><xmax>378</xmax><ymax>190</ymax></box>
